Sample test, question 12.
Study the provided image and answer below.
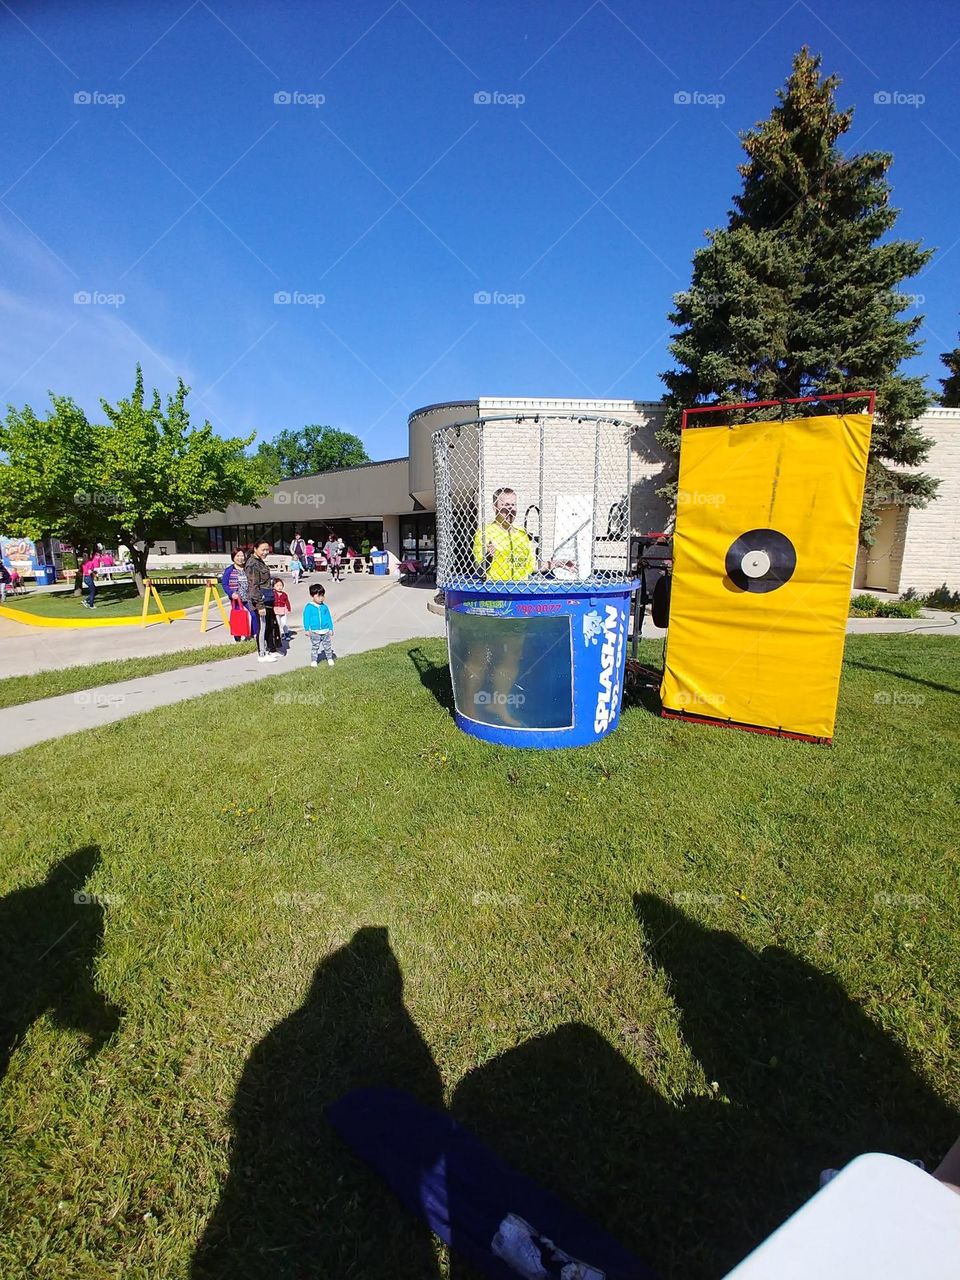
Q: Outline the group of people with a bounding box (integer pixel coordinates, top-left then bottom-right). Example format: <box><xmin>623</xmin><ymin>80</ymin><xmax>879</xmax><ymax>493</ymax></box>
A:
<box><xmin>0</xmin><ymin>561</ymin><xmax>22</xmax><ymax>601</ymax></box>
<box><xmin>76</xmin><ymin>545</ymin><xmax>138</xmax><ymax>609</ymax></box>
<box><xmin>221</xmin><ymin>543</ymin><xmax>335</xmax><ymax>667</ymax></box>
<box><xmin>288</xmin><ymin>531</ymin><xmax>375</xmax><ymax>584</ymax></box>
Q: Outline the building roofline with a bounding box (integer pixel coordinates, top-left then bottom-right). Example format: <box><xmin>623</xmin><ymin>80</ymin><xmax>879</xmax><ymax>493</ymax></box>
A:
<box><xmin>408</xmin><ymin>397</ymin><xmax>667</xmax><ymax>423</ymax></box>
<box><xmin>407</xmin><ymin>400</ymin><xmax>480</xmax><ymax>423</ymax></box>
<box><xmin>274</xmin><ymin>456</ymin><xmax>409</xmax><ymax>484</ymax></box>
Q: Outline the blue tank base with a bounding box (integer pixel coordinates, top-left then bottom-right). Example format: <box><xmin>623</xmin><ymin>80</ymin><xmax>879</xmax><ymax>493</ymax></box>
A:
<box><xmin>453</xmin><ymin>709</ymin><xmax>624</xmax><ymax>750</ymax></box>
<box><xmin>445</xmin><ymin>582</ymin><xmax>640</xmax><ymax>752</ymax></box>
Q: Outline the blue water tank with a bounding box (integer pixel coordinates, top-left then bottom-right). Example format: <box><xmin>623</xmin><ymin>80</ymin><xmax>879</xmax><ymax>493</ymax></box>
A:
<box><xmin>445</xmin><ymin>583</ymin><xmax>638</xmax><ymax>749</ymax></box>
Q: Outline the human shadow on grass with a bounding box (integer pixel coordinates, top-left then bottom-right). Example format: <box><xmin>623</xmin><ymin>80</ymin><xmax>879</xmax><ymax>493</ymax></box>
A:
<box><xmin>629</xmin><ymin>893</ymin><xmax>959</xmax><ymax>1276</ymax></box>
<box><xmin>192</xmin><ymin>926</ymin><xmax>444</xmax><ymax>1280</ymax></box>
<box><xmin>194</xmin><ymin>904</ymin><xmax>958</xmax><ymax>1280</ymax></box>
<box><xmin>448</xmin><ymin>1021</ymin><xmax>674</xmax><ymax>1279</ymax></box>
<box><xmin>0</xmin><ymin>845</ymin><xmax>121</xmax><ymax>1086</ymax></box>
<box><xmin>409</xmin><ymin>645</ymin><xmax>455</xmax><ymax>712</ymax></box>
<box><xmin>444</xmin><ymin>899</ymin><xmax>958</xmax><ymax>1280</ymax></box>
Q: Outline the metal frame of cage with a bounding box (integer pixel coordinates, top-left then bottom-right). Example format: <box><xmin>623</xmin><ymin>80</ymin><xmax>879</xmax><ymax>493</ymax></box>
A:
<box><xmin>433</xmin><ymin>413</ymin><xmax>639</xmax><ymax>595</ymax></box>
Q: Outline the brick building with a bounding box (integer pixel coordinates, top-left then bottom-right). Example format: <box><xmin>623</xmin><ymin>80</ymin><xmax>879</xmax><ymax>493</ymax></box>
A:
<box><xmin>185</xmin><ymin>397</ymin><xmax>958</xmax><ymax>593</ymax></box>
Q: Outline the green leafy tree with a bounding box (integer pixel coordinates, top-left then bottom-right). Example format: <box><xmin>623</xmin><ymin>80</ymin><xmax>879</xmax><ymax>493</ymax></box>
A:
<box><xmin>0</xmin><ymin>396</ymin><xmax>107</xmax><ymax>594</ymax></box>
<box><xmin>255</xmin><ymin>424</ymin><xmax>370</xmax><ymax>479</ymax></box>
<box><xmin>940</xmin><ymin>333</ymin><xmax>960</xmax><ymax>407</ymax></box>
<box><xmin>660</xmin><ymin>48</ymin><xmax>938</xmax><ymax>539</ymax></box>
<box><xmin>98</xmin><ymin>367</ymin><xmax>269</xmax><ymax>594</ymax></box>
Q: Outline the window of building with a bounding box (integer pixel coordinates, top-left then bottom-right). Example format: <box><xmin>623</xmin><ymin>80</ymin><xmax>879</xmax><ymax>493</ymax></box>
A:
<box><xmin>399</xmin><ymin>514</ymin><xmax>436</xmax><ymax>563</ymax></box>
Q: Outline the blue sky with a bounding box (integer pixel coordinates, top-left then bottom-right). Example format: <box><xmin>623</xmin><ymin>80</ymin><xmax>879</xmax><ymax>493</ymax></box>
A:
<box><xmin>1</xmin><ymin>0</ymin><xmax>958</xmax><ymax>460</ymax></box>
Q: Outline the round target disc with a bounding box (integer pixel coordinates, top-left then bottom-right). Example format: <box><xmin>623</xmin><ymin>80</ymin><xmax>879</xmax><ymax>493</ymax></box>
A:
<box><xmin>725</xmin><ymin>529</ymin><xmax>797</xmax><ymax>593</ymax></box>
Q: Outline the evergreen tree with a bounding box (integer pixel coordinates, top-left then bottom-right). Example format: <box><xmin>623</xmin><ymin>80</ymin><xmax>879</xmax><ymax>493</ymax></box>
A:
<box><xmin>660</xmin><ymin>48</ymin><xmax>938</xmax><ymax>537</ymax></box>
<box><xmin>940</xmin><ymin>333</ymin><xmax>960</xmax><ymax>407</ymax></box>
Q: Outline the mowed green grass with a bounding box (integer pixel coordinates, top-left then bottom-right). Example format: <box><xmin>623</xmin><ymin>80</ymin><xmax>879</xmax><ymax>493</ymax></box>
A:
<box><xmin>7</xmin><ymin>581</ymin><xmax>209</xmax><ymax>618</ymax></box>
<box><xmin>0</xmin><ymin>635</ymin><xmax>957</xmax><ymax>1280</ymax></box>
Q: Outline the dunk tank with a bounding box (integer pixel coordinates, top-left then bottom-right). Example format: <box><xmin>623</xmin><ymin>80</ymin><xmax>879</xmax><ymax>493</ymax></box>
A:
<box><xmin>434</xmin><ymin>413</ymin><xmax>641</xmax><ymax>748</ymax></box>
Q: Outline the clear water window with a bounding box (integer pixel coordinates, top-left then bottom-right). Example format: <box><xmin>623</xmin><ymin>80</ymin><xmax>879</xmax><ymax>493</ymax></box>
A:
<box><xmin>448</xmin><ymin>611</ymin><xmax>574</xmax><ymax>731</ymax></box>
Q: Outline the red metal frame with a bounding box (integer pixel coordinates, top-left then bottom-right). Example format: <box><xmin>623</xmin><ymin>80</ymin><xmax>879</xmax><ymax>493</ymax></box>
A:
<box><xmin>680</xmin><ymin>390</ymin><xmax>876</xmax><ymax>432</ymax></box>
<box><xmin>660</xmin><ymin>707</ymin><xmax>831</xmax><ymax>746</ymax></box>
<box><xmin>663</xmin><ymin>389</ymin><xmax>872</xmax><ymax>745</ymax></box>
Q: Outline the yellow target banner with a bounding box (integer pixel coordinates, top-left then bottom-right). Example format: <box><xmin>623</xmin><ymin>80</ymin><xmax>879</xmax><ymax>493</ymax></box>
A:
<box><xmin>660</xmin><ymin>411</ymin><xmax>873</xmax><ymax>742</ymax></box>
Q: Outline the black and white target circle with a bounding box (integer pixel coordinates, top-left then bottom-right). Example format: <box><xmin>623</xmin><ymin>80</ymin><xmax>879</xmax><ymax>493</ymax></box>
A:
<box><xmin>724</xmin><ymin>528</ymin><xmax>797</xmax><ymax>593</ymax></box>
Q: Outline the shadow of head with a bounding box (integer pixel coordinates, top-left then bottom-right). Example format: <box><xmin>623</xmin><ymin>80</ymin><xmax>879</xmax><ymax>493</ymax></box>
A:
<box><xmin>632</xmin><ymin>892</ymin><xmax>958</xmax><ymax>1165</ymax></box>
<box><xmin>192</xmin><ymin>925</ymin><xmax>443</xmax><ymax>1280</ymax></box>
<box><xmin>409</xmin><ymin>646</ymin><xmax>454</xmax><ymax>712</ymax></box>
<box><xmin>452</xmin><ymin>1021</ymin><xmax>671</xmax><ymax>1244</ymax></box>
<box><xmin>0</xmin><ymin>845</ymin><xmax>121</xmax><ymax>1080</ymax></box>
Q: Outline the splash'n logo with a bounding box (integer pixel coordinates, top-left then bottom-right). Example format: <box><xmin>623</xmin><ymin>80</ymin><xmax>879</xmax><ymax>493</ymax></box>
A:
<box><xmin>595</xmin><ymin>605</ymin><xmax>625</xmax><ymax>733</ymax></box>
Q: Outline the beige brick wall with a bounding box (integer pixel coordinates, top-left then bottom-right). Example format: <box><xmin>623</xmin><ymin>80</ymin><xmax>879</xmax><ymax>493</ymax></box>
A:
<box><xmin>422</xmin><ymin>398</ymin><xmax>960</xmax><ymax>594</ymax></box>
<box><xmin>891</xmin><ymin>411</ymin><xmax>960</xmax><ymax>593</ymax></box>
<box><xmin>470</xmin><ymin>398</ymin><xmax>671</xmax><ymax>573</ymax></box>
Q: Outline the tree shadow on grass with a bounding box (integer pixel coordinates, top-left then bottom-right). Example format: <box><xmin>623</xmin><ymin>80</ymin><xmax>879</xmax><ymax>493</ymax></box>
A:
<box><xmin>192</xmin><ymin>926</ymin><xmax>443</xmax><ymax>1280</ymax></box>
<box><xmin>842</xmin><ymin>658</ymin><xmax>959</xmax><ymax>696</ymax></box>
<box><xmin>0</xmin><ymin>845</ymin><xmax>121</xmax><ymax>1085</ymax></box>
<box><xmin>409</xmin><ymin>645</ymin><xmax>455</xmax><ymax>713</ymax></box>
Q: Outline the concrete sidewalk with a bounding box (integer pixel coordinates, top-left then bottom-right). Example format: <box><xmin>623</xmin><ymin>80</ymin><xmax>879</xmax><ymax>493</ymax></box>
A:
<box><xmin>635</xmin><ymin>610</ymin><xmax>959</xmax><ymax>641</ymax></box>
<box><xmin>0</xmin><ymin>582</ymin><xmax>445</xmax><ymax>756</ymax></box>
<box><xmin>0</xmin><ymin>569</ymin><xmax>394</xmax><ymax>676</ymax></box>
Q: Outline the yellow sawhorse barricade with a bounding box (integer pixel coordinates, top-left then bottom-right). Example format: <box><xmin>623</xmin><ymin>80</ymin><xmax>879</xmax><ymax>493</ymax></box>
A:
<box><xmin>143</xmin><ymin>577</ymin><xmax>230</xmax><ymax>631</ymax></box>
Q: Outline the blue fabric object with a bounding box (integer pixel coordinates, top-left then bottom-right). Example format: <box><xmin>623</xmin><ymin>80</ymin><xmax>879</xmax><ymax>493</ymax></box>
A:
<box><xmin>303</xmin><ymin>600</ymin><xmax>333</xmax><ymax>631</ymax></box>
<box><xmin>327</xmin><ymin>1086</ymin><xmax>659</xmax><ymax>1280</ymax></box>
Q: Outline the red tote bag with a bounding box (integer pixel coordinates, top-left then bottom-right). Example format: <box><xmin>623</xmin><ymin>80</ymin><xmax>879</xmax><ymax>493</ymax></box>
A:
<box><xmin>230</xmin><ymin>599</ymin><xmax>252</xmax><ymax>638</ymax></box>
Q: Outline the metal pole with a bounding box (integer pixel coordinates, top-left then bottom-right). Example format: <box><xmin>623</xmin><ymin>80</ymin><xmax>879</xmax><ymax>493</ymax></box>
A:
<box><xmin>591</xmin><ymin>420</ymin><xmax>601</xmax><ymax>581</ymax></box>
<box><xmin>538</xmin><ymin>414</ymin><xmax>545</xmax><ymax>566</ymax></box>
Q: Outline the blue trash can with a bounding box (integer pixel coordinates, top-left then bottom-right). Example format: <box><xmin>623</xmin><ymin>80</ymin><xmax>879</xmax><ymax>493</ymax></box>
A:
<box><xmin>34</xmin><ymin>565</ymin><xmax>53</xmax><ymax>586</ymax></box>
<box><xmin>371</xmin><ymin>551</ymin><xmax>389</xmax><ymax>576</ymax></box>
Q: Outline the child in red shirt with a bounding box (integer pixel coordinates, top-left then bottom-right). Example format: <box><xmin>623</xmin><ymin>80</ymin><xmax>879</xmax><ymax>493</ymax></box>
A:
<box><xmin>272</xmin><ymin>578</ymin><xmax>293</xmax><ymax>640</ymax></box>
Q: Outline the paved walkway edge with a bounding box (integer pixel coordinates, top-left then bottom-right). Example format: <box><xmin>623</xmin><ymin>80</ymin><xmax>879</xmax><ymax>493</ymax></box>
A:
<box><xmin>0</xmin><ymin>579</ymin><xmax>402</xmax><ymax>757</ymax></box>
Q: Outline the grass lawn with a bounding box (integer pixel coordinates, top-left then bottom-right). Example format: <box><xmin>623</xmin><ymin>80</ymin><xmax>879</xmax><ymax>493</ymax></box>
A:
<box><xmin>7</xmin><ymin>580</ymin><xmax>210</xmax><ymax>619</ymax></box>
<box><xmin>0</xmin><ymin>642</ymin><xmax>257</xmax><ymax>711</ymax></box>
<box><xmin>0</xmin><ymin>634</ymin><xmax>957</xmax><ymax>1280</ymax></box>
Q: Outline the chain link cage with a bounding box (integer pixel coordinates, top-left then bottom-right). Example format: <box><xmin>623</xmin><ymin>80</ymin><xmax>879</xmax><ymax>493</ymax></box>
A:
<box><xmin>433</xmin><ymin>413</ymin><xmax>637</xmax><ymax>594</ymax></box>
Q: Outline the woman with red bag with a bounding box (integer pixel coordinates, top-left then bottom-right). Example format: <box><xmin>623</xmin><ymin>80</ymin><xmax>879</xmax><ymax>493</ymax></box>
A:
<box><xmin>222</xmin><ymin>549</ymin><xmax>258</xmax><ymax>643</ymax></box>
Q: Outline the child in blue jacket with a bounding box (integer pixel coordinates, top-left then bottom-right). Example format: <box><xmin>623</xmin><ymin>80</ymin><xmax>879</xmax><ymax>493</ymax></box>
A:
<box><xmin>303</xmin><ymin>583</ymin><xmax>335</xmax><ymax>666</ymax></box>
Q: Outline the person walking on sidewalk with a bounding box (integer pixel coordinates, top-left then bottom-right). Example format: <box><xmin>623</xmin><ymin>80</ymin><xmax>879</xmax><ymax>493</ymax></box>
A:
<box><xmin>247</xmin><ymin>539</ymin><xmax>278</xmax><ymax>663</ymax></box>
<box><xmin>303</xmin><ymin>583</ymin><xmax>335</xmax><ymax>666</ymax></box>
<box><xmin>290</xmin><ymin>531</ymin><xmax>308</xmax><ymax>570</ymax></box>
<box><xmin>323</xmin><ymin>534</ymin><xmax>343</xmax><ymax>582</ymax></box>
